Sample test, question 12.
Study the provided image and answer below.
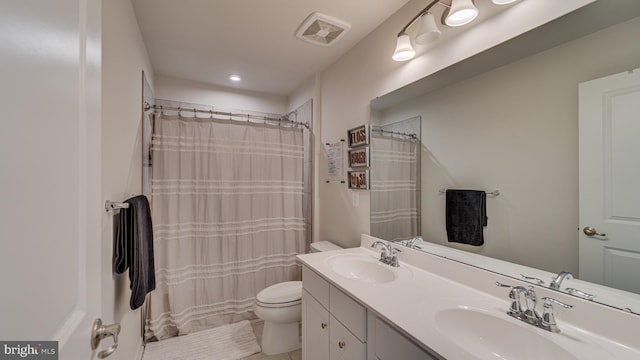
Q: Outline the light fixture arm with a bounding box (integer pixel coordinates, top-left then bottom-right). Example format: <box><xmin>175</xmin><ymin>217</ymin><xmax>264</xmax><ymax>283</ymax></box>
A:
<box><xmin>396</xmin><ymin>0</ymin><xmax>442</xmax><ymax>37</ymax></box>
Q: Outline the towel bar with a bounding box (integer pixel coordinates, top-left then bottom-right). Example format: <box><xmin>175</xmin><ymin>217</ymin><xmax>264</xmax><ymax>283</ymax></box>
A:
<box><xmin>438</xmin><ymin>188</ymin><xmax>500</xmax><ymax>197</ymax></box>
<box><xmin>105</xmin><ymin>200</ymin><xmax>129</xmax><ymax>213</ymax></box>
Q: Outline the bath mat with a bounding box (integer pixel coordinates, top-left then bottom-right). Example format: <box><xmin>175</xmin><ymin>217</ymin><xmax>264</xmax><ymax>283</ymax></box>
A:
<box><xmin>142</xmin><ymin>320</ymin><xmax>261</xmax><ymax>360</ymax></box>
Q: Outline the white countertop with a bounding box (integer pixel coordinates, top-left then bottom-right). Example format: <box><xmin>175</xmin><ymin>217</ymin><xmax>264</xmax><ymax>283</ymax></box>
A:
<box><xmin>297</xmin><ymin>236</ymin><xmax>640</xmax><ymax>360</ymax></box>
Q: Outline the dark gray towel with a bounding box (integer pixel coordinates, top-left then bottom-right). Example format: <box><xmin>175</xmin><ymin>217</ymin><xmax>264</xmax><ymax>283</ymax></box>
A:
<box><xmin>114</xmin><ymin>195</ymin><xmax>156</xmax><ymax>310</ymax></box>
<box><xmin>445</xmin><ymin>190</ymin><xmax>486</xmax><ymax>246</ymax></box>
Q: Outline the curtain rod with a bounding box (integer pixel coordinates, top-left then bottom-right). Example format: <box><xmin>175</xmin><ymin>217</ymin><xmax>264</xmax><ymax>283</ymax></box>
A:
<box><xmin>371</xmin><ymin>127</ymin><xmax>417</xmax><ymax>139</ymax></box>
<box><xmin>144</xmin><ymin>102</ymin><xmax>309</xmax><ymax>129</ymax></box>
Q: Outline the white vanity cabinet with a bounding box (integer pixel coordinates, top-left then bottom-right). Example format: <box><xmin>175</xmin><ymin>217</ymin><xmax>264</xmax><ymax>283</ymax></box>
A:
<box><xmin>302</xmin><ymin>266</ymin><xmax>366</xmax><ymax>360</ymax></box>
<box><xmin>367</xmin><ymin>314</ymin><xmax>440</xmax><ymax>360</ymax></box>
<box><xmin>302</xmin><ymin>265</ymin><xmax>437</xmax><ymax>360</ymax></box>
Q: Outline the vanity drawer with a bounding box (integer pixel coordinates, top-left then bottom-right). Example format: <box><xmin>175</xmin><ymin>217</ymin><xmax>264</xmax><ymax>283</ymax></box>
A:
<box><xmin>330</xmin><ymin>314</ymin><xmax>366</xmax><ymax>360</ymax></box>
<box><xmin>329</xmin><ymin>285</ymin><xmax>366</xmax><ymax>341</ymax></box>
<box><xmin>302</xmin><ymin>265</ymin><xmax>329</xmax><ymax>308</ymax></box>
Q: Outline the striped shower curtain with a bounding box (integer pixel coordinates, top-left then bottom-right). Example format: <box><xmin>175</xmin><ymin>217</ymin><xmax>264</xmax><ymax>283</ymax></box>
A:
<box><xmin>370</xmin><ymin>135</ymin><xmax>419</xmax><ymax>242</ymax></box>
<box><xmin>146</xmin><ymin>115</ymin><xmax>305</xmax><ymax>340</ymax></box>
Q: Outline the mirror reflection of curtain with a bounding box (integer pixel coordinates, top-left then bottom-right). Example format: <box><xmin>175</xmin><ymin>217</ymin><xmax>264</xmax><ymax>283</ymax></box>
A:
<box><xmin>370</xmin><ymin>134</ymin><xmax>419</xmax><ymax>241</ymax></box>
<box><xmin>146</xmin><ymin>115</ymin><xmax>305</xmax><ymax>340</ymax></box>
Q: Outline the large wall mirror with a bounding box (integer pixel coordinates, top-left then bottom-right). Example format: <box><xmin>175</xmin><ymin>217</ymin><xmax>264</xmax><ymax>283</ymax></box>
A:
<box><xmin>370</xmin><ymin>0</ymin><xmax>640</xmax><ymax>314</ymax></box>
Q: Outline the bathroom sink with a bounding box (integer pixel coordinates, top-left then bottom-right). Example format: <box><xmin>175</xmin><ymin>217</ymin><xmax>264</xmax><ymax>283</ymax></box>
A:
<box><xmin>435</xmin><ymin>308</ymin><xmax>577</xmax><ymax>360</ymax></box>
<box><xmin>326</xmin><ymin>254</ymin><xmax>397</xmax><ymax>283</ymax></box>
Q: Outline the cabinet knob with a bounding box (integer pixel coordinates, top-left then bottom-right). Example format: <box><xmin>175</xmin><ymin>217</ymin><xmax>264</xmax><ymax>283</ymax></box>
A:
<box><xmin>321</xmin><ymin>322</ymin><xmax>327</xmax><ymax>329</ymax></box>
<box><xmin>338</xmin><ymin>341</ymin><xmax>346</xmax><ymax>349</ymax></box>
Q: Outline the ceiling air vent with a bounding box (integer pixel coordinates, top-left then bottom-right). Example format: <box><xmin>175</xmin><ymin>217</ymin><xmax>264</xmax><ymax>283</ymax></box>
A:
<box><xmin>295</xmin><ymin>12</ymin><xmax>351</xmax><ymax>46</ymax></box>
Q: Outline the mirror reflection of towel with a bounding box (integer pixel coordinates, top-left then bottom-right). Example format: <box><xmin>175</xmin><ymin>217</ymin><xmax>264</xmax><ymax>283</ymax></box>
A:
<box><xmin>445</xmin><ymin>190</ymin><xmax>486</xmax><ymax>246</ymax></box>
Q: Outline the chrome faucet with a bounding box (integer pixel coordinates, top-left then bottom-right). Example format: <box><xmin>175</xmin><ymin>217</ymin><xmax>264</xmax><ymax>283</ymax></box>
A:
<box><xmin>371</xmin><ymin>241</ymin><xmax>402</xmax><ymax>267</ymax></box>
<box><xmin>406</xmin><ymin>236</ymin><xmax>424</xmax><ymax>249</ymax></box>
<box><xmin>371</xmin><ymin>241</ymin><xmax>390</xmax><ymax>261</ymax></box>
<box><xmin>496</xmin><ymin>282</ymin><xmax>573</xmax><ymax>333</ymax></box>
<box><xmin>497</xmin><ymin>283</ymin><xmax>538</xmax><ymax>323</ymax></box>
<box><xmin>540</xmin><ymin>297</ymin><xmax>574</xmax><ymax>333</ymax></box>
<box><xmin>550</xmin><ymin>271</ymin><xmax>573</xmax><ymax>290</ymax></box>
<box><xmin>388</xmin><ymin>247</ymin><xmax>402</xmax><ymax>267</ymax></box>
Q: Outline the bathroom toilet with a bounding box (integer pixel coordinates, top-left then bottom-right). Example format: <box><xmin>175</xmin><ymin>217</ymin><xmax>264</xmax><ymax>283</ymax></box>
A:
<box><xmin>254</xmin><ymin>241</ymin><xmax>342</xmax><ymax>355</ymax></box>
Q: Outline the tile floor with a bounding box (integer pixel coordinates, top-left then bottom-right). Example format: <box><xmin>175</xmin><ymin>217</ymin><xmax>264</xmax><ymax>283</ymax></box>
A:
<box><xmin>241</xmin><ymin>320</ymin><xmax>302</xmax><ymax>360</ymax></box>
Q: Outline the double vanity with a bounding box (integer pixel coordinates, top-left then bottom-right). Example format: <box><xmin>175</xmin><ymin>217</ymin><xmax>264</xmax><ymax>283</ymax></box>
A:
<box><xmin>297</xmin><ymin>234</ymin><xmax>640</xmax><ymax>359</ymax></box>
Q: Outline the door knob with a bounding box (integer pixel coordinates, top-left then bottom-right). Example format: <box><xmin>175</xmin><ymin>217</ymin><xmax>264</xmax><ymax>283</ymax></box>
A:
<box><xmin>583</xmin><ymin>226</ymin><xmax>606</xmax><ymax>237</ymax></box>
<box><xmin>91</xmin><ymin>319</ymin><xmax>120</xmax><ymax>359</ymax></box>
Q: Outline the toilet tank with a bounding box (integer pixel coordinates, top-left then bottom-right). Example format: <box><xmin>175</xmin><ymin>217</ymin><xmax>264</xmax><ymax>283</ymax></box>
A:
<box><xmin>309</xmin><ymin>241</ymin><xmax>343</xmax><ymax>253</ymax></box>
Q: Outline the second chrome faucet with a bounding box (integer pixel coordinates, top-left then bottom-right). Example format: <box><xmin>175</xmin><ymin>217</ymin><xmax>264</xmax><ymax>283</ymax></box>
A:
<box><xmin>496</xmin><ymin>282</ymin><xmax>574</xmax><ymax>333</ymax></box>
<box><xmin>371</xmin><ymin>241</ymin><xmax>402</xmax><ymax>267</ymax></box>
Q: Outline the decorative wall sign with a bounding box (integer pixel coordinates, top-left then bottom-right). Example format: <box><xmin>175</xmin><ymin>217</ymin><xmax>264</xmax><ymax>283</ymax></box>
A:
<box><xmin>347</xmin><ymin>125</ymin><xmax>369</xmax><ymax>148</ymax></box>
<box><xmin>348</xmin><ymin>147</ymin><xmax>369</xmax><ymax>168</ymax></box>
<box><xmin>348</xmin><ymin>170</ymin><xmax>369</xmax><ymax>189</ymax></box>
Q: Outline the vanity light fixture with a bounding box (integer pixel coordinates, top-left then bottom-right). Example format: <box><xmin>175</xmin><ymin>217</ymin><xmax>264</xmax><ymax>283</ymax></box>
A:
<box><xmin>392</xmin><ymin>0</ymin><xmax>518</xmax><ymax>62</ymax></box>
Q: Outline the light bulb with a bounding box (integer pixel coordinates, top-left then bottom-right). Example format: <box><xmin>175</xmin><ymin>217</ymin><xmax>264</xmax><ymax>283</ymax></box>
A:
<box><xmin>445</xmin><ymin>0</ymin><xmax>479</xmax><ymax>27</ymax></box>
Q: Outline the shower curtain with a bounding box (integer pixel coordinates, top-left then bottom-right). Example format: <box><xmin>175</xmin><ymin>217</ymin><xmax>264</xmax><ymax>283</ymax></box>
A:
<box><xmin>370</xmin><ymin>135</ymin><xmax>419</xmax><ymax>241</ymax></box>
<box><xmin>146</xmin><ymin>114</ymin><xmax>305</xmax><ymax>341</ymax></box>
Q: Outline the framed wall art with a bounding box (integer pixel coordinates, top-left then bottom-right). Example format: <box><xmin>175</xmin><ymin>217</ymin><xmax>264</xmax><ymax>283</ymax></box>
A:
<box><xmin>347</xmin><ymin>124</ymin><xmax>369</xmax><ymax>148</ymax></box>
<box><xmin>348</xmin><ymin>170</ymin><xmax>369</xmax><ymax>189</ymax></box>
<box><xmin>348</xmin><ymin>147</ymin><xmax>369</xmax><ymax>168</ymax></box>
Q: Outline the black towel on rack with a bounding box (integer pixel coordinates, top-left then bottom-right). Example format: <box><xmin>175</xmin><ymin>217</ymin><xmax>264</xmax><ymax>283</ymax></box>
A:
<box><xmin>114</xmin><ymin>195</ymin><xmax>156</xmax><ymax>310</ymax></box>
<box><xmin>445</xmin><ymin>190</ymin><xmax>487</xmax><ymax>246</ymax></box>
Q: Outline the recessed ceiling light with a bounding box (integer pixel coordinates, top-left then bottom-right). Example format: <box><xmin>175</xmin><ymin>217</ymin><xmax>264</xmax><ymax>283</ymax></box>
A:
<box><xmin>229</xmin><ymin>74</ymin><xmax>241</xmax><ymax>82</ymax></box>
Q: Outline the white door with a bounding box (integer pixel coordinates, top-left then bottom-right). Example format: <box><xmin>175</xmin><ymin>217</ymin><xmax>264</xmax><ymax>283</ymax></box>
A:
<box><xmin>579</xmin><ymin>68</ymin><xmax>640</xmax><ymax>294</ymax></box>
<box><xmin>0</xmin><ymin>0</ymin><xmax>103</xmax><ymax>358</ymax></box>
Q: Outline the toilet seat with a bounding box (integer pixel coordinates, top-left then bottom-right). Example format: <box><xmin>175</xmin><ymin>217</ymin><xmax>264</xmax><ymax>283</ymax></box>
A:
<box><xmin>256</xmin><ymin>281</ymin><xmax>302</xmax><ymax>308</ymax></box>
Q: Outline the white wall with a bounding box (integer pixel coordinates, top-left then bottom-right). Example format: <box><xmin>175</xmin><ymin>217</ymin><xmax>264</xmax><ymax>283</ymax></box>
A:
<box><xmin>380</xmin><ymin>16</ymin><xmax>640</xmax><ymax>274</ymax></box>
<box><xmin>155</xmin><ymin>75</ymin><xmax>287</xmax><ymax>114</ymax></box>
<box><xmin>316</xmin><ymin>0</ymin><xmax>593</xmax><ymax>248</ymax></box>
<box><xmin>287</xmin><ymin>75</ymin><xmax>316</xmax><ymax>113</ymax></box>
<box><xmin>102</xmin><ymin>0</ymin><xmax>154</xmax><ymax>358</ymax></box>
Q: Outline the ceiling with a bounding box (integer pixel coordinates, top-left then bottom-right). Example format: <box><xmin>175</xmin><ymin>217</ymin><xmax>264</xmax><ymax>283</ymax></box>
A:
<box><xmin>131</xmin><ymin>0</ymin><xmax>413</xmax><ymax>97</ymax></box>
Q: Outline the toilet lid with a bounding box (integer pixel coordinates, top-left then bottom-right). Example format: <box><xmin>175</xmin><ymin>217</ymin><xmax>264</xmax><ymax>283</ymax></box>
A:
<box><xmin>256</xmin><ymin>281</ymin><xmax>302</xmax><ymax>304</ymax></box>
